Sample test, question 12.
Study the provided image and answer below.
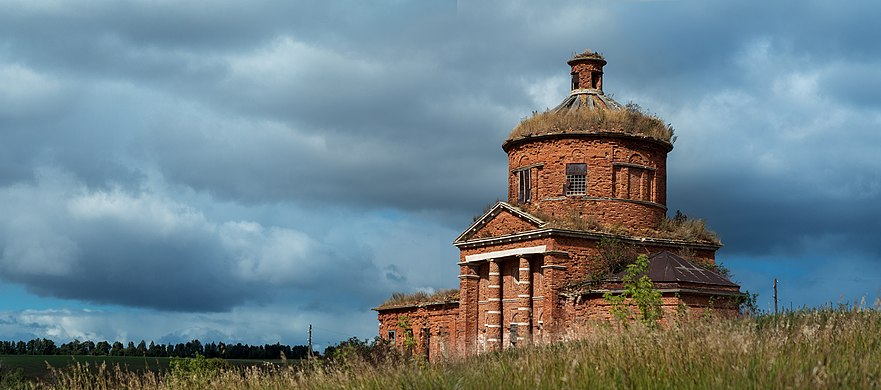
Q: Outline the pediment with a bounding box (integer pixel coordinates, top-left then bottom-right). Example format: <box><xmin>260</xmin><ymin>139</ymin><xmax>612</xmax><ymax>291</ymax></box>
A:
<box><xmin>455</xmin><ymin>202</ymin><xmax>545</xmax><ymax>243</ymax></box>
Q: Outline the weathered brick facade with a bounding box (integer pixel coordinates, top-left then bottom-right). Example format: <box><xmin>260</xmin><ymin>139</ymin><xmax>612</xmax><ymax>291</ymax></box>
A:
<box><xmin>505</xmin><ymin>135</ymin><xmax>670</xmax><ymax>229</ymax></box>
<box><xmin>374</xmin><ymin>51</ymin><xmax>742</xmax><ymax>361</ymax></box>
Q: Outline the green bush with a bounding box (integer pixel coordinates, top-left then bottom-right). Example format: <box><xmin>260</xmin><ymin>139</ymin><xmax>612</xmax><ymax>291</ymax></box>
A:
<box><xmin>0</xmin><ymin>365</ymin><xmax>28</xmax><ymax>390</ymax></box>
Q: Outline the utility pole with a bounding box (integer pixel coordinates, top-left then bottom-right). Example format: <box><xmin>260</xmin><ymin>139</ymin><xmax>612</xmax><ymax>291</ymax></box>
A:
<box><xmin>307</xmin><ymin>324</ymin><xmax>313</xmax><ymax>360</ymax></box>
<box><xmin>773</xmin><ymin>278</ymin><xmax>778</xmax><ymax>315</ymax></box>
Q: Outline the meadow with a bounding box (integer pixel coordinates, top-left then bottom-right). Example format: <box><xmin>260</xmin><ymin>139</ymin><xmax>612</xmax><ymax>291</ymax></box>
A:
<box><xmin>0</xmin><ymin>355</ymin><xmax>282</xmax><ymax>381</ymax></box>
<box><xmin>2</xmin><ymin>306</ymin><xmax>880</xmax><ymax>389</ymax></box>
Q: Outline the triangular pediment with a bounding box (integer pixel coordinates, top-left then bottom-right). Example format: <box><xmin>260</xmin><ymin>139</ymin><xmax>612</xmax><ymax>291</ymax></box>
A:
<box><xmin>454</xmin><ymin>202</ymin><xmax>545</xmax><ymax>243</ymax></box>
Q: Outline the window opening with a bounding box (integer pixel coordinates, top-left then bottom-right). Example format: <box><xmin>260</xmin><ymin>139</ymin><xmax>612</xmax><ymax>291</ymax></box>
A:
<box><xmin>565</xmin><ymin>163</ymin><xmax>587</xmax><ymax>196</ymax></box>
<box><xmin>510</xmin><ymin>323</ymin><xmax>519</xmax><ymax>347</ymax></box>
<box><xmin>591</xmin><ymin>71</ymin><xmax>601</xmax><ymax>89</ymax></box>
<box><xmin>387</xmin><ymin>330</ymin><xmax>396</xmax><ymax>342</ymax></box>
<box><xmin>571</xmin><ymin>72</ymin><xmax>579</xmax><ymax>90</ymax></box>
<box><xmin>518</xmin><ymin>169</ymin><xmax>532</xmax><ymax>203</ymax></box>
<box><xmin>422</xmin><ymin>328</ymin><xmax>430</xmax><ymax>358</ymax></box>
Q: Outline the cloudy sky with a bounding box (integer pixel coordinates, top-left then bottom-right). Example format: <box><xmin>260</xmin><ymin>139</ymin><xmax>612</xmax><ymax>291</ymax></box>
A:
<box><xmin>1</xmin><ymin>0</ymin><xmax>880</xmax><ymax>347</ymax></box>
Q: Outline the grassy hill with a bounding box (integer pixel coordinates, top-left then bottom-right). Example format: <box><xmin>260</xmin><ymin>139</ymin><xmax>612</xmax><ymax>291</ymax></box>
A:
<box><xmin>2</xmin><ymin>307</ymin><xmax>880</xmax><ymax>389</ymax></box>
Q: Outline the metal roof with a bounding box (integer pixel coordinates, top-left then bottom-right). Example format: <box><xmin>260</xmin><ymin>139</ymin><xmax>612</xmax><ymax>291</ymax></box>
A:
<box><xmin>611</xmin><ymin>251</ymin><xmax>738</xmax><ymax>287</ymax></box>
<box><xmin>552</xmin><ymin>89</ymin><xmax>624</xmax><ymax>112</ymax></box>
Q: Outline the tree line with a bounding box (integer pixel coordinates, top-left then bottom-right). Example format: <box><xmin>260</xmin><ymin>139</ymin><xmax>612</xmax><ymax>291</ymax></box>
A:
<box><xmin>0</xmin><ymin>338</ymin><xmax>315</xmax><ymax>360</ymax></box>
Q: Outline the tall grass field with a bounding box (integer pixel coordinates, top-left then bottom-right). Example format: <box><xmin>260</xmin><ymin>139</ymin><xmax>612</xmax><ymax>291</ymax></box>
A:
<box><xmin>2</xmin><ymin>307</ymin><xmax>879</xmax><ymax>389</ymax></box>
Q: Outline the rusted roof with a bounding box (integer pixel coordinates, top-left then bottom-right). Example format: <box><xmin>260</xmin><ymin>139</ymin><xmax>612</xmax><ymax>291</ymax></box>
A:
<box><xmin>552</xmin><ymin>89</ymin><xmax>624</xmax><ymax>112</ymax></box>
<box><xmin>611</xmin><ymin>251</ymin><xmax>738</xmax><ymax>287</ymax></box>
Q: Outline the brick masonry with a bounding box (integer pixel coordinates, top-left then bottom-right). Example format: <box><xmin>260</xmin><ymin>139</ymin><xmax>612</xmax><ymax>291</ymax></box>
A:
<box><xmin>506</xmin><ymin>134</ymin><xmax>670</xmax><ymax>230</ymax></box>
<box><xmin>374</xmin><ymin>51</ymin><xmax>741</xmax><ymax>361</ymax></box>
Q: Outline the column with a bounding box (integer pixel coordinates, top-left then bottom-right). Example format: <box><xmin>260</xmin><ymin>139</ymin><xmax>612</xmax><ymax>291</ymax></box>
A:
<box><xmin>516</xmin><ymin>255</ymin><xmax>532</xmax><ymax>345</ymax></box>
<box><xmin>541</xmin><ymin>252</ymin><xmax>569</xmax><ymax>342</ymax></box>
<box><xmin>458</xmin><ymin>264</ymin><xmax>480</xmax><ymax>357</ymax></box>
<box><xmin>485</xmin><ymin>258</ymin><xmax>502</xmax><ymax>350</ymax></box>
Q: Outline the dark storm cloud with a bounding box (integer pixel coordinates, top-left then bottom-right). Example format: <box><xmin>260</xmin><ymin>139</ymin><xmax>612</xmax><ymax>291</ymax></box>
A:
<box><xmin>0</xmin><ymin>171</ymin><xmax>393</xmax><ymax>312</ymax></box>
<box><xmin>0</xmin><ymin>0</ymin><xmax>517</xmax><ymax>214</ymax></box>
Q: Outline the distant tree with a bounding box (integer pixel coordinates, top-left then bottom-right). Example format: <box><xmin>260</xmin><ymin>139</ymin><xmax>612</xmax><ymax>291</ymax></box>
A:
<box><xmin>41</xmin><ymin>339</ymin><xmax>58</xmax><ymax>355</ymax></box>
<box><xmin>110</xmin><ymin>341</ymin><xmax>124</xmax><ymax>356</ymax></box>
<box><xmin>204</xmin><ymin>342</ymin><xmax>219</xmax><ymax>358</ymax></box>
<box><xmin>82</xmin><ymin>340</ymin><xmax>95</xmax><ymax>355</ymax></box>
<box><xmin>95</xmin><ymin>341</ymin><xmax>111</xmax><ymax>356</ymax></box>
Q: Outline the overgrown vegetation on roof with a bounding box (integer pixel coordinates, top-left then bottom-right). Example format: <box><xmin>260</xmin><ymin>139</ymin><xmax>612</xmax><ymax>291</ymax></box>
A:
<box><xmin>378</xmin><ymin>289</ymin><xmax>459</xmax><ymax>309</ymax></box>
<box><xmin>511</xmin><ymin>204</ymin><xmax>720</xmax><ymax>245</ymax></box>
<box><xmin>570</xmin><ymin>49</ymin><xmax>604</xmax><ymax>61</ymax></box>
<box><xmin>508</xmin><ymin>103</ymin><xmax>675</xmax><ymax>144</ymax></box>
<box><xmin>657</xmin><ymin>211</ymin><xmax>721</xmax><ymax>245</ymax></box>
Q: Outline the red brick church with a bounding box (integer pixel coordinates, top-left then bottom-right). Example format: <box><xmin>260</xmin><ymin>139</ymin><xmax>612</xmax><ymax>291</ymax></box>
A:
<box><xmin>374</xmin><ymin>51</ymin><xmax>742</xmax><ymax>361</ymax></box>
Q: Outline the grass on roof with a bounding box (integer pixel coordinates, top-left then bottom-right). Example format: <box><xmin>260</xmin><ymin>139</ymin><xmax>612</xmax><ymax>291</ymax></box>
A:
<box><xmin>508</xmin><ymin>103</ymin><xmax>675</xmax><ymax>144</ymax></box>
<box><xmin>512</xmin><ymin>204</ymin><xmax>720</xmax><ymax>246</ymax></box>
<box><xmin>571</xmin><ymin>49</ymin><xmax>604</xmax><ymax>61</ymax></box>
<box><xmin>657</xmin><ymin>211</ymin><xmax>721</xmax><ymax>245</ymax></box>
<box><xmin>378</xmin><ymin>289</ymin><xmax>459</xmax><ymax>309</ymax></box>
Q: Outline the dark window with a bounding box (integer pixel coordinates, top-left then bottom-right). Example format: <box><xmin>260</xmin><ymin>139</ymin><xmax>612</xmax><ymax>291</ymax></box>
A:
<box><xmin>387</xmin><ymin>330</ymin><xmax>396</xmax><ymax>341</ymax></box>
<box><xmin>518</xmin><ymin>169</ymin><xmax>532</xmax><ymax>203</ymax></box>
<box><xmin>422</xmin><ymin>328</ymin><xmax>430</xmax><ymax>358</ymax></box>
<box><xmin>565</xmin><ymin>163</ymin><xmax>587</xmax><ymax>196</ymax></box>
<box><xmin>509</xmin><ymin>323</ymin><xmax>519</xmax><ymax>347</ymax></box>
<box><xmin>571</xmin><ymin>72</ymin><xmax>579</xmax><ymax>90</ymax></box>
<box><xmin>591</xmin><ymin>71</ymin><xmax>601</xmax><ymax>89</ymax></box>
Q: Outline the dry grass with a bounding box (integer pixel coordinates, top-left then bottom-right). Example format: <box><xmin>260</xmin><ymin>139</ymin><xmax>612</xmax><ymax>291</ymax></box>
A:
<box><xmin>658</xmin><ymin>213</ymin><xmax>721</xmax><ymax>245</ymax></box>
<box><xmin>508</xmin><ymin>104</ymin><xmax>675</xmax><ymax>144</ymax></box>
<box><xmin>570</xmin><ymin>49</ymin><xmax>604</xmax><ymax>61</ymax></box>
<box><xmin>514</xmin><ymin>204</ymin><xmax>720</xmax><ymax>245</ymax></box>
<box><xmin>376</xmin><ymin>289</ymin><xmax>459</xmax><ymax>309</ymax></box>
<box><xmin>18</xmin><ymin>306</ymin><xmax>881</xmax><ymax>389</ymax></box>
<box><xmin>531</xmin><ymin>209</ymin><xmax>607</xmax><ymax>232</ymax></box>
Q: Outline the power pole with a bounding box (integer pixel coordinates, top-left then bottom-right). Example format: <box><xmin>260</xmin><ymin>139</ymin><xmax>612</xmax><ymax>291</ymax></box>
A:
<box><xmin>307</xmin><ymin>324</ymin><xmax>313</xmax><ymax>360</ymax></box>
<box><xmin>773</xmin><ymin>278</ymin><xmax>778</xmax><ymax>315</ymax></box>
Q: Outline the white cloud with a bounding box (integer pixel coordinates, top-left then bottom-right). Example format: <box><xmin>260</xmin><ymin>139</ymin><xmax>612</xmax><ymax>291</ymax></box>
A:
<box><xmin>67</xmin><ymin>186</ymin><xmax>209</xmax><ymax>237</ymax></box>
<box><xmin>220</xmin><ymin>221</ymin><xmax>317</xmax><ymax>284</ymax></box>
<box><xmin>0</xmin><ymin>63</ymin><xmax>73</xmax><ymax>118</ymax></box>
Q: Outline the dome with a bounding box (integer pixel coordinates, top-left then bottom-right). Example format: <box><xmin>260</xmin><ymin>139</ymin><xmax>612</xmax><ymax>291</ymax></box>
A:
<box><xmin>504</xmin><ymin>54</ymin><xmax>673</xmax><ymax>150</ymax></box>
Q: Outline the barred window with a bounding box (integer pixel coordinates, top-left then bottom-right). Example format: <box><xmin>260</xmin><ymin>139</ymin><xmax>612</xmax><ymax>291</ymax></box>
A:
<box><xmin>518</xmin><ymin>169</ymin><xmax>532</xmax><ymax>203</ymax></box>
<box><xmin>565</xmin><ymin>163</ymin><xmax>587</xmax><ymax>196</ymax></box>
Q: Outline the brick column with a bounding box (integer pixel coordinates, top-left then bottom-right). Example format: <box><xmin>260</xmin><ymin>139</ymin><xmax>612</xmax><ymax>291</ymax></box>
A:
<box><xmin>516</xmin><ymin>255</ymin><xmax>532</xmax><ymax>345</ymax></box>
<box><xmin>458</xmin><ymin>264</ymin><xmax>480</xmax><ymax>356</ymax></box>
<box><xmin>486</xmin><ymin>258</ymin><xmax>502</xmax><ymax>350</ymax></box>
<box><xmin>542</xmin><ymin>251</ymin><xmax>569</xmax><ymax>342</ymax></box>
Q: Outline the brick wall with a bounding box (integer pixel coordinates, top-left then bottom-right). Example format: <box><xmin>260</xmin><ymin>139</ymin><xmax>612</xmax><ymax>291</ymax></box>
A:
<box><xmin>506</xmin><ymin>134</ymin><xmax>670</xmax><ymax>230</ymax></box>
<box><xmin>563</xmin><ymin>292</ymin><xmax>741</xmax><ymax>333</ymax></box>
<box><xmin>571</xmin><ymin>61</ymin><xmax>604</xmax><ymax>90</ymax></box>
<box><xmin>377</xmin><ymin>303</ymin><xmax>460</xmax><ymax>361</ymax></box>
